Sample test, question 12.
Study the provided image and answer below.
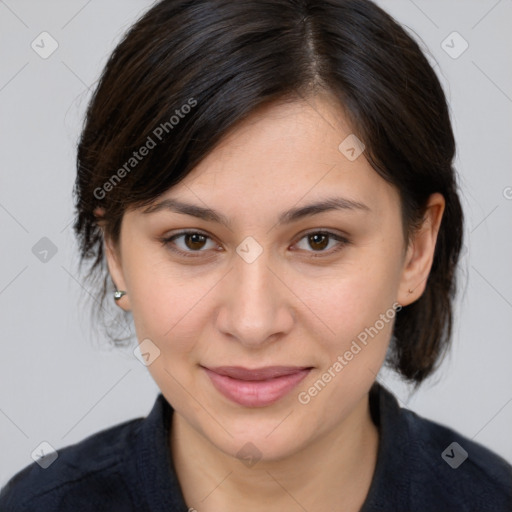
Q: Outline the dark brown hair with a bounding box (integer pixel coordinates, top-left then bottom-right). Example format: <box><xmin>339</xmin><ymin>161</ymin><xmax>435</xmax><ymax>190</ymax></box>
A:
<box><xmin>73</xmin><ymin>0</ymin><xmax>464</xmax><ymax>387</ymax></box>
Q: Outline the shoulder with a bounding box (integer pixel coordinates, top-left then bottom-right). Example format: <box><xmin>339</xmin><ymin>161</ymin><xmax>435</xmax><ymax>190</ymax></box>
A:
<box><xmin>365</xmin><ymin>383</ymin><xmax>512</xmax><ymax>511</ymax></box>
<box><xmin>401</xmin><ymin>405</ymin><xmax>512</xmax><ymax>510</ymax></box>
<box><xmin>0</xmin><ymin>416</ymin><xmax>144</xmax><ymax>512</ymax></box>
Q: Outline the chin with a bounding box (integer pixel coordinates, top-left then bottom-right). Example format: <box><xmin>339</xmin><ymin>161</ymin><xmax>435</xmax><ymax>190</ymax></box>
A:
<box><xmin>204</xmin><ymin>416</ymin><xmax>310</xmax><ymax>463</ymax></box>
<box><xmin>228</xmin><ymin>435</ymin><xmax>305</xmax><ymax>466</ymax></box>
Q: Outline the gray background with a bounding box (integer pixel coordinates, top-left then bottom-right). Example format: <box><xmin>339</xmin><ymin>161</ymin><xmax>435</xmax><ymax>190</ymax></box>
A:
<box><xmin>1</xmin><ymin>0</ymin><xmax>511</xmax><ymax>485</ymax></box>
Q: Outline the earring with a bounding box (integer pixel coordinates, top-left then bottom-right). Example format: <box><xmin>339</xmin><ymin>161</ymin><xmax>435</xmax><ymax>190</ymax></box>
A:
<box><xmin>408</xmin><ymin>288</ymin><xmax>413</xmax><ymax>294</ymax></box>
<box><xmin>114</xmin><ymin>290</ymin><xmax>127</xmax><ymax>301</ymax></box>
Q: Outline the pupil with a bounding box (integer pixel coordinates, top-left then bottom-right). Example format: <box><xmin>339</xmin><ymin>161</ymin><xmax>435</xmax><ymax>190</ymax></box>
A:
<box><xmin>186</xmin><ymin>233</ymin><xmax>206</xmax><ymax>250</ymax></box>
<box><xmin>309</xmin><ymin>234</ymin><xmax>328</xmax><ymax>250</ymax></box>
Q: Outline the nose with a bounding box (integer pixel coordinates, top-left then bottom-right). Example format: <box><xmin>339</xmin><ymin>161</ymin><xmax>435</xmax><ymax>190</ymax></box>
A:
<box><xmin>215</xmin><ymin>252</ymin><xmax>295</xmax><ymax>349</ymax></box>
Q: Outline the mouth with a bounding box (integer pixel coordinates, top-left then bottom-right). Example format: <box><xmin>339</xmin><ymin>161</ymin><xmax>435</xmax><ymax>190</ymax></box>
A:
<box><xmin>201</xmin><ymin>365</ymin><xmax>313</xmax><ymax>407</ymax></box>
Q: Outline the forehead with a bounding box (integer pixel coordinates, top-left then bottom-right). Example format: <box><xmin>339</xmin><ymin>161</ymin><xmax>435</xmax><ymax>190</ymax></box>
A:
<box><xmin>169</xmin><ymin>96</ymin><xmax>397</xmax><ymax>212</ymax></box>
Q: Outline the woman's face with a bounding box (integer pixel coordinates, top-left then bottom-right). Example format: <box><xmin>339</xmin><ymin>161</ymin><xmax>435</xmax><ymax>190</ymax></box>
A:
<box><xmin>105</xmin><ymin>94</ymin><xmax>442</xmax><ymax>461</ymax></box>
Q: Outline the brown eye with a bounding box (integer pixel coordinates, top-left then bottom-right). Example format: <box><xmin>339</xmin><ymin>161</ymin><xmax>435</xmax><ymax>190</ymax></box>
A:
<box><xmin>184</xmin><ymin>233</ymin><xmax>208</xmax><ymax>250</ymax></box>
<box><xmin>307</xmin><ymin>233</ymin><xmax>329</xmax><ymax>251</ymax></box>
<box><xmin>294</xmin><ymin>231</ymin><xmax>350</xmax><ymax>257</ymax></box>
<box><xmin>161</xmin><ymin>231</ymin><xmax>218</xmax><ymax>258</ymax></box>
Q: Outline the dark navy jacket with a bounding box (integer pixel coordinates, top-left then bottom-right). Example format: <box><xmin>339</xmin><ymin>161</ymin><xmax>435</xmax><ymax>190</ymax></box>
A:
<box><xmin>1</xmin><ymin>381</ymin><xmax>511</xmax><ymax>511</ymax></box>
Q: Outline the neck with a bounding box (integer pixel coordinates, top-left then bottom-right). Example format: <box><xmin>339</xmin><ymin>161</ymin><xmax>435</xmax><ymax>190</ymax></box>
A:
<box><xmin>170</xmin><ymin>393</ymin><xmax>379</xmax><ymax>512</ymax></box>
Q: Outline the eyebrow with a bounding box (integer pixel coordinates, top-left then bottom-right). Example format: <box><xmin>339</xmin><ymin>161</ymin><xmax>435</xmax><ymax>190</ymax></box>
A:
<box><xmin>141</xmin><ymin>196</ymin><xmax>370</xmax><ymax>227</ymax></box>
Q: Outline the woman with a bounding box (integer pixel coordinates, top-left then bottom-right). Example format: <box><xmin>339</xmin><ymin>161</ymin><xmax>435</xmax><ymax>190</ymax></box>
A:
<box><xmin>1</xmin><ymin>0</ymin><xmax>511</xmax><ymax>510</ymax></box>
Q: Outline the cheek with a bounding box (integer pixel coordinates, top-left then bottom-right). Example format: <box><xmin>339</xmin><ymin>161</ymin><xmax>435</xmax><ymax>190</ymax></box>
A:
<box><xmin>124</xmin><ymin>247</ymin><xmax>217</xmax><ymax>354</ymax></box>
<box><xmin>126</xmin><ymin>261</ymin><xmax>215</xmax><ymax>405</ymax></box>
<box><xmin>306</xmin><ymin>251</ymin><xmax>402</xmax><ymax>341</ymax></box>
<box><xmin>295</xmin><ymin>265</ymin><xmax>399</xmax><ymax>419</ymax></box>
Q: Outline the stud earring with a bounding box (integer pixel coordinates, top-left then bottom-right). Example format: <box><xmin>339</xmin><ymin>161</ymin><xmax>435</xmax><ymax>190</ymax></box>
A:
<box><xmin>114</xmin><ymin>290</ymin><xmax>127</xmax><ymax>300</ymax></box>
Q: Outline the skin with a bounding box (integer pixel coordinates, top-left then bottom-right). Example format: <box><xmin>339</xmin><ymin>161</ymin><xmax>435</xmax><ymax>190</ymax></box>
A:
<box><xmin>102</xmin><ymin>92</ymin><xmax>445</xmax><ymax>512</ymax></box>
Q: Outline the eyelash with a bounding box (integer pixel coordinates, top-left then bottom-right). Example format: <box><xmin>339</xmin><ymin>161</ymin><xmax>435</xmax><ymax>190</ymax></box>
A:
<box><xmin>158</xmin><ymin>230</ymin><xmax>351</xmax><ymax>259</ymax></box>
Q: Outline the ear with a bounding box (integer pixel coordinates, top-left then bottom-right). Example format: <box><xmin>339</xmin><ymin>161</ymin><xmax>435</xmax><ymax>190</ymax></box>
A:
<box><xmin>397</xmin><ymin>193</ymin><xmax>445</xmax><ymax>307</ymax></box>
<box><xmin>95</xmin><ymin>207</ymin><xmax>131</xmax><ymax>312</ymax></box>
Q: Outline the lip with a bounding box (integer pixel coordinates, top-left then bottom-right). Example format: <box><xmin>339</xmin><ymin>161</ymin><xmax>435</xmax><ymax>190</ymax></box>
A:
<box><xmin>202</xmin><ymin>365</ymin><xmax>312</xmax><ymax>407</ymax></box>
